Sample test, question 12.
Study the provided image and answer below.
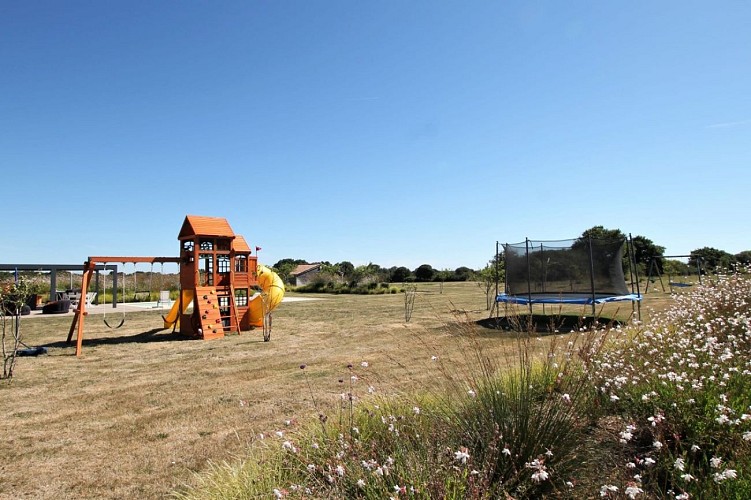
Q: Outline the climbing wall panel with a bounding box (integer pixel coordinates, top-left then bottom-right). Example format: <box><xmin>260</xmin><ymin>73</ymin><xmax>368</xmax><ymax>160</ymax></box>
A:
<box><xmin>194</xmin><ymin>286</ymin><xmax>224</xmax><ymax>340</ymax></box>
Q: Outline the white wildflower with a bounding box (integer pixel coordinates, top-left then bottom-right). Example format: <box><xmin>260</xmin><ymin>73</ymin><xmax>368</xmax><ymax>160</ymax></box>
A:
<box><xmin>714</xmin><ymin>469</ymin><xmax>737</xmax><ymax>482</ymax></box>
<box><xmin>531</xmin><ymin>469</ymin><xmax>549</xmax><ymax>482</ymax></box>
<box><xmin>625</xmin><ymin>484</ymin><xmax>643</xmax><ymax>498</ymax></box>
<box><xmin>600</xmin><ymin>484</ymin><xmax>618</xmax><ymax>496</ymax></box>
<box><xmin>454</xmin><ymin>447</ymin><xmax>470</xmax><ymax>464</ymax></box>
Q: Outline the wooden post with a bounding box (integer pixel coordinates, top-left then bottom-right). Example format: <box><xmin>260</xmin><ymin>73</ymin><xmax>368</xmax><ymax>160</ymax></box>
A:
<box><xmin>67</xmin><ymin>262</ymin><xmax>93</xmax><ymax>356</ymax></box>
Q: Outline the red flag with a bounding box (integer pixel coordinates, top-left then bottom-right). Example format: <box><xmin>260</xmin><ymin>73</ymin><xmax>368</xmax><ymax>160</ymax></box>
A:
<box><xmin>255</xmin><ymin>246</ymin><xmax>262</xmax><ymax>252</ymax></box>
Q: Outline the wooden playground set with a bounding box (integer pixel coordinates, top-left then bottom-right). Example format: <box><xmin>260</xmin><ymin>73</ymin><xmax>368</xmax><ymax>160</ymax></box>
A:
<box><xmin>67</xmin><ymin>215</ymin><xmax>284</xmax><ymax>356</ymax></box>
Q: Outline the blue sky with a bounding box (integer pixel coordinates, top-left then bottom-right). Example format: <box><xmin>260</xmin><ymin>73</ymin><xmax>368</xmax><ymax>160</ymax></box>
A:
<box><xmin>2</xmin><ymin>1</ymin><xmax>749</xmax><ymax>271</ymax></box>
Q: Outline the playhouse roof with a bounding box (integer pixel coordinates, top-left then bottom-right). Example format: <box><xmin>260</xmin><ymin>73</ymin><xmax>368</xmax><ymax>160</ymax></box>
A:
<box><xmin>179</xmin><ymin>215</ymin><xmax>235</xmax><ymax>239</ymax></box>
<box><xmin>233</xmin><ymin>235</ymin><xmax>251</xmax><ymax>253</ymax></box>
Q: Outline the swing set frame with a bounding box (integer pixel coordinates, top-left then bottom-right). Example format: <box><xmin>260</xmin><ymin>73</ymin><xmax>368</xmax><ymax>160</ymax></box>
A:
<box><xmin>67</xmin><ymin>256</ymin><xmax>181</xmax><ymax>356</ymax></box>
<box><xmin>644</xmin><ymin>255</ymin><xmax>704</xmax><ymax>294</ymax></box>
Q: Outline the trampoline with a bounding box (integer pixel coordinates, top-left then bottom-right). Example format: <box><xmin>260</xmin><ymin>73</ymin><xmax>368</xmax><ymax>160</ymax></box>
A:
<box><xmin>495</xmin><ymin>236</ymin><xmax>642</xmax><ymax>316</ymax></box>
<box><xmin>496</xmin><ymin>293</ymin><xmax>642</xmax><ymax>305</ymax></box>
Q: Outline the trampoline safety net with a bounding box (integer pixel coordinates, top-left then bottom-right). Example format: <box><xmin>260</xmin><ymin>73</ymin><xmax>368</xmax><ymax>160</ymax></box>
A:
<box><xmin>503</xmin><ymin>237</ymin><xmax>630</xmax><ymax>301</ymax></box>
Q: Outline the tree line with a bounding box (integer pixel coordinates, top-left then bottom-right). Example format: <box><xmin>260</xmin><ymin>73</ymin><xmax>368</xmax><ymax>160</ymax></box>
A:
<box><xmin>271</xmin><ymin>259</ymin><xmax>477</xmax><ymax>286</ymax></box>
<box><xmin>271</xmin><ymin>226</ymin><xmax>751</xmax><ymax>288</ymax></box>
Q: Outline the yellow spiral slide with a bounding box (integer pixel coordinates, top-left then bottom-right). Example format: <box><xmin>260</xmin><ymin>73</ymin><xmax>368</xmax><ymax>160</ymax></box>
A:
<box><xmin>248</xmin><ymin>265</ymin><xmax>285</xmax><ymax>327</ymax></box>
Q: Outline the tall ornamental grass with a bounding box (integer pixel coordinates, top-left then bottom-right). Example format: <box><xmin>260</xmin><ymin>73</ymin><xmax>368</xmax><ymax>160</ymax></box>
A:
<box><xmin>176</xmin><ymin>272</ymin><xmax>751</xmax><ymax>499</ymax></box>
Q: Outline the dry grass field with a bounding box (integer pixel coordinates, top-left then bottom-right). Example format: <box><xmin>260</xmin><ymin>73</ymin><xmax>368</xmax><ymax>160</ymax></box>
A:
<box><xmin>1</xmin><ymin>282</ymin><xmax>670</xmax><ymax>499</ymax></box>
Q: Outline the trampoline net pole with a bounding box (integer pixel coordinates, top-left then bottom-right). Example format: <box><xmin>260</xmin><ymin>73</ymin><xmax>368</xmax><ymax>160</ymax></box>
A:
<box><xmin>587</xmin><ymin>236</ymin><xmax>596</xmax><ymax>316</ymax></box>
<box><xmin>525</xmin><ymin>238</ymin><xmax>532</xmax><ymax>316</ymax></box>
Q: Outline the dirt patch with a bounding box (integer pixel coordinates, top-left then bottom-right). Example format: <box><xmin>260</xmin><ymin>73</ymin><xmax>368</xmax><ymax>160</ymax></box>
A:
<box><xmin>476</xmin><ymin>313</ymin><xmax>624</xmax><ymax>333</ymax></box>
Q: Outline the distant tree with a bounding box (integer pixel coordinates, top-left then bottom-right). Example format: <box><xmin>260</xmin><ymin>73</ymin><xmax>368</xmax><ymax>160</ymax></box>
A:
<box><xmin>273</xmin><ymin>258</ymin><xmax>308</xmax><ymax>268</ymax></box>
<box><xmin>663</xmin><ymin>259</ymin><xmax>691</xmax><ymax>277</ymax></box>
<box><xmin>577</xmin><ymin>226</ymin><xmax>646</xmax><ymax>275</ymax></box>
<box><xmin>735</xmin><ymin>251</ymin><xmax>751</xmax><ymax>266</ymax></box>
<box><xmin>435</xmin><ymin>269</ymin><xmax>454</xmax><ymax>282</ymax></box>
<box><xmin>337</xmin><ymin>261</ymin><xmax>355</xmax><ymax>280</ymax></box>
<box><xmin>272</xmin><ymin>258</ymin><xmax>308</xmax><ymax>284</ymax></box>
<box><xmin>580</xmin><ymin>226</ymin><xmax>626</xmax><ymax>242</ymax></box>
<box><xmin>414</xmin><ymin>264</ymin><xmax>435</xmax><ymax>282</ymax></box>
<box><xmin>689</xmin><ymin>247</ymin><xmax>736</xmax><ymax>272</ymax></box>
<box><xmin>631</xmin><ymin>235</ymin><xmax>666</xmax><ymax>274</ymax></box>
<box><xmin>318</xmin><ymin>263</ymin><xmax>344</xmax><ymax>284</ymax></box>
<box><xmin>364</xmin><ymin>263</ymin><xmax>389</xmax><ymax>283</ymax></box>
<box><xmin>347</xmin><ymin>263</ymin><xmax>383</xmax><ymax>287</ymax></box>
<box><xmin>453</xmin><ymin>266</ymin><xmax>475</xmax><ymax>281</ymax></box>
<box><xmin>477</xmin><ymin>254</ymin><xmax>505</xmax><ymax>310</ymax></box>
<box><xmin>389</xmin><ymin>266</ymin><xmax>412</xmax><ymax>283</ymax></box>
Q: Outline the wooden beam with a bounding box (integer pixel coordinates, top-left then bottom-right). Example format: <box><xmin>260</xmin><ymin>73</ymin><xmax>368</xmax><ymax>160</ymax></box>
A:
<box><xmin>87</xmin><ymin>256</ymin><xmax>181</xmax><ymax>264</ymax></box>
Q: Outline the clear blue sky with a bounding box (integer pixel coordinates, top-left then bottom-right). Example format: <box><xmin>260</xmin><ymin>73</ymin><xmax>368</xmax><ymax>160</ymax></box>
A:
<box><xmin>2</xmin><ymin>1</ymin><xmax>749</xmax><ymax>271</ymax></box>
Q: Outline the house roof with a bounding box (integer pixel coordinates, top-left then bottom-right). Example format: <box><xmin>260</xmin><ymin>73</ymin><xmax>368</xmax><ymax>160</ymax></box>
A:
<box><xmin>290</xmin><ymin>263</ymin><xmax>322</xmax><ymax>276</ymax></box>
<box><xmin>233</xmin><ymin>235</ymin><xmax>251</xmax><ymax>253</ymax></box>
<box><xmin>178</xmin><ymin>215</ymin><xmax>235</xmax><ymax>239</ymax></box>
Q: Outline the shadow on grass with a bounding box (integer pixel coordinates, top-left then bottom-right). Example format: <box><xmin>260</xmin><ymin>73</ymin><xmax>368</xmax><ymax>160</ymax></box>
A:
<box><xmin>476</xmin><ymin>314</ymin><xmax>623</xmax><ymax>334</ymax></box>
<box><xmin>42</xmin><ymin>328</ymin><xmax>190</xmax><ymax>350</ymax></box>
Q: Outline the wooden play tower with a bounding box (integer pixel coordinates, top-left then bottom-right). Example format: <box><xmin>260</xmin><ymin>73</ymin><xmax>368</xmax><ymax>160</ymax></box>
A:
<box><xmin>176</xmin><ymin>215</ymin><xmax>258</xmax><ymax>338</ymax></box>
<box><xmin>67</xmin><ymin>215</ymin><xmax>282</xmax><ymax>357</ymax></box>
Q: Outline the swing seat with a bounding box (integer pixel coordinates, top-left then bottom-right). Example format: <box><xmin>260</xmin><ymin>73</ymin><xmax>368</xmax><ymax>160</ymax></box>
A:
<box><xmin>669</xmin><ymin>282</ymin><xmax>692</xmax><ymax>288</ymax></box>
<box><xmin>103</xmin><ymin>317</ymin><xmax>125</xmax><ymax>329</ymax></box>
